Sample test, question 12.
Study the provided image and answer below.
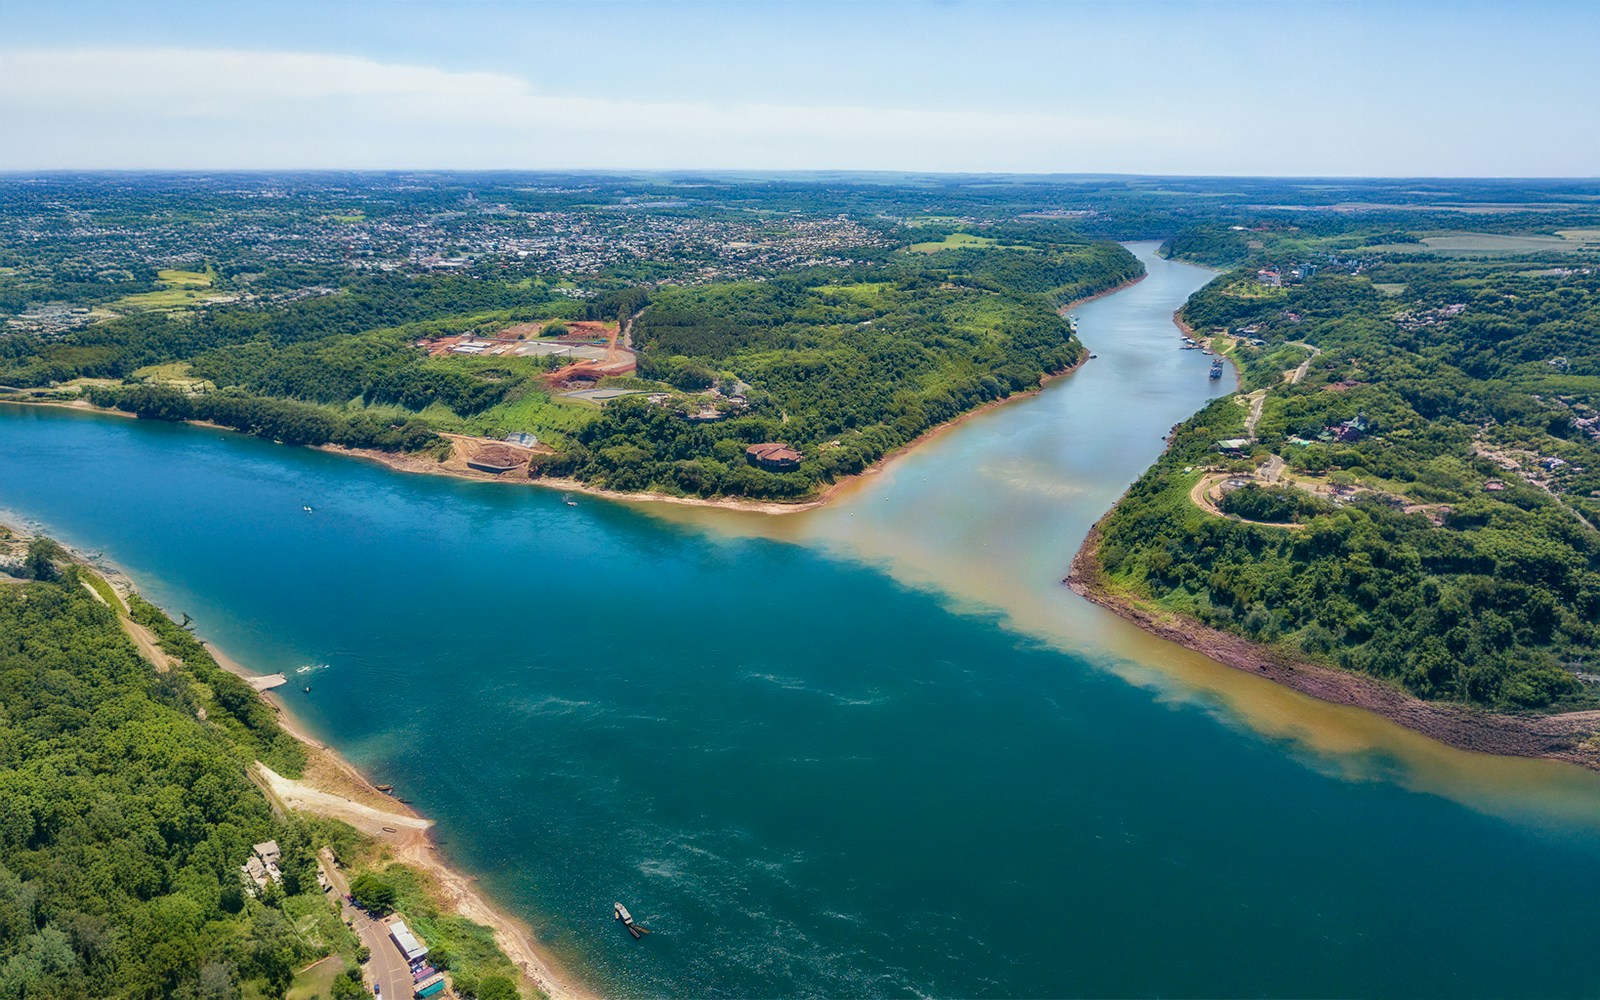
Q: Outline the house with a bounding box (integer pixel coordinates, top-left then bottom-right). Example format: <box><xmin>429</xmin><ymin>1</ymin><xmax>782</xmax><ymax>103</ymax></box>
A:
<box><xmin>240</xmin><ymin>840</ymin><xmax>284</xmax><ymax>893</ymax></box>
<box><xmin>241</xmin><ymin>857</ymin><xmax>270</xmax><ymax>891</ymax></box>
<box><xmin>1333</xmin><ymin>414</ymin><xmax>1369</xmax><ymax>442</ymax></box>
<box><xmin>389</xmin><ymin>919</ymin><xmax>429</xmax><ymax>962</ymax></box>
<box><xmin>1256</xmin><ymin>269</ymin><xmax>1283</xmax><ymax>288</ymax></box>
<box><xmin>746</xmin><ymin>442</ymin><xmax>803</xmax><ymax>472</ymax></box>
<box><xmin>1214</xmin><ymin>438</ymin><xmax>1252</xmax><ymax>456</ymax></box>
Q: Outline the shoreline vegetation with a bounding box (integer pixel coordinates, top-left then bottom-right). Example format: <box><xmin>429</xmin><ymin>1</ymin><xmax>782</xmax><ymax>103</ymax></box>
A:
<box><xmin>1</xmin><ymin>274</ymin><xmax>1143</xmax><ymax>516</ymax></box>
<box><xmin>1073</xmin><ymin>236</ymin><xmax>1600</xmax><ymax>765</ymax></box>
<box><xmin>1067</xmin><ymin>525</ymin><xmax>1600</xmax><ymax>770</ymax></box>
<box><xmin>324</xmin><ymin>341</ymin><xmax>1099</xmax><ymax>515</ymax></box>
<box><xmin>3</xmin><ymin>524</ymin><xmax>592</xmax><ymax>1000</ymax></box>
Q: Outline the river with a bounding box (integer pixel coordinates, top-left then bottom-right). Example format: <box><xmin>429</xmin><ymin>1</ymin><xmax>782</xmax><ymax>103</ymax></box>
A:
<box><xmin>3</xmin><ymin>244</ymin><xmax>1600</xmax><ymax>997</ymax></box>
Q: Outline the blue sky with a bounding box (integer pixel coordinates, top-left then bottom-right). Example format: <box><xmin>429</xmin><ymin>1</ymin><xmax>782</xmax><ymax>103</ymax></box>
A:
<box><xmin>2</xmin><ymin>0</ymin><xmax>1596</xmax><ymax>175</ymax></box>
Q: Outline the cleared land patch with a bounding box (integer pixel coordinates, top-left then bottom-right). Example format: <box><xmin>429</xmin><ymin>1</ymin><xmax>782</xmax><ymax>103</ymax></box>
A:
<box><xmin>111</xmin><ymin>266</ymin><xmax>233</xmax><ymax>312</ymax></box>
<box><xmin>1365</xmin><ymin>231</ymin><xmax>1595</xmax><ymax>255</ymax></box>
<box><xmin>907</xmin><ymin>233</ymin><xmax>1000</xmax><ymax>252</ymax></box>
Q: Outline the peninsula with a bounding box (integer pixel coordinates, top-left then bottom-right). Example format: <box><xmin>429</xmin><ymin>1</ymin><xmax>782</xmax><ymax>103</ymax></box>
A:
<box><xmin>1072</xmin><ymin>219</ymin><xmax>1600</xmax><ymax>765</ymax></box>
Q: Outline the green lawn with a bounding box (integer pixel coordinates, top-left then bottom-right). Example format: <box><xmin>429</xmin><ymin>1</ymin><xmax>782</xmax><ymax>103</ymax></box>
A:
<box><xmin>112</xmin><ymin>266</ymin><xmax>226</xmax><ymax>311</ymax></box>
<box><xmin>286</xmin><ymin>954</ymin><xmax>348</xmax><ymax>1000</ymax></box>
<box><xmin>906</xmin><ymin>232</ymin><xmax>999</xmax><ymax>252</ymax></box>
<box><xmin>1364</xmin><ymin>232</ymin><xmax>1592</xmax><ymax>255</ymax></box>
<box><xmin>158</xmin><ymin>267</ymin><xmax>214</xmax><ymax>287</ymax></box>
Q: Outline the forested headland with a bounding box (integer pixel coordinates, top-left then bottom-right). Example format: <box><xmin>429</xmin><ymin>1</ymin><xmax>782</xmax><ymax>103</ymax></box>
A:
<box><xmin>0</xmin><ymin>530</ymin><xmax>530</xmax><ymax>998</ymax></box>
<box><xmin>1080</xmin><ymin>228</ymin><xmax>1600</xmax><ymax>715</ymax></box>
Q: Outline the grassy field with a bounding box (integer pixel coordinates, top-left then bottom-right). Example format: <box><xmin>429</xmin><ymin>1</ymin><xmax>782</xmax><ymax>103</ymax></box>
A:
<box><xmin>112</xmin><ymin>266</ymin><xmax>229</xmax><ymax>311</ymax></box>
<box><xmin>131</xmin><ymin>361</ymin><xmax>213</xmax><ymax>391</ymax></box>
<box><xmin>907</xmin><ymin>232</ymin><xmax>999</xmax><ymax>252</ymax></box>
<box><xmin>1219</xmin><ymin>277</ymin><xmax>1289</xmax><ymax>300</ymax></box>
<box><xmin>460</xmin><ymin>387</ymin><xmax>601</xmax><ymax>444</ymax></box>
<box><xmin>159</xmin><ymin>268</ymin><xmax>214</xmax><ymax>287</ymax></box>
<box><xmin>339</xmin><ymin>382</ymin><xmax>601</xmax><ymax>447</ymax></box>
<box><xmin>815</xmin><ymin>280</ymin><xmax>894</xmax><ymax>305</ymax></box>
<box><xmin>1365</xmin><ymin>232</ymin><xmax>1594</xmax><ymax>255</ymax></box>
<box><xmin>285</xmin><ymin>955</ymin><xmax>347</xmax><ymax>1000</ymax></box>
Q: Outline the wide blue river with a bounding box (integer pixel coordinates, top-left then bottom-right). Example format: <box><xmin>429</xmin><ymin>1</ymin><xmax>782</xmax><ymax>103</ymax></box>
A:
<box><xmin>4</xmin><ymin>245</ymin><xmax>1600</xmax><ymax>998</ymax></box>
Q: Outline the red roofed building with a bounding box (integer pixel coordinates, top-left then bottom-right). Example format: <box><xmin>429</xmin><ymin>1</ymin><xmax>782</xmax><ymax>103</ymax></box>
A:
<box><xmin>746</xmin><ymin>442</ymin><xmax>803</xmax><ymax>472</ymax></box>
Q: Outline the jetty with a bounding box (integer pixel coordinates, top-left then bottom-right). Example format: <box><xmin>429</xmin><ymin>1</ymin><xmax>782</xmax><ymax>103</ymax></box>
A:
<box><xmin>247</xmin><ymin>672</ymin><xmax>289</xmax><ymax>692</ymax></box>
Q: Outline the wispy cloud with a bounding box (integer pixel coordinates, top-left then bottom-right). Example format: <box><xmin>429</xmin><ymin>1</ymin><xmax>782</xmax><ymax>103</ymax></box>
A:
<box><xmin>0</xmin><ymin>47</ymin><xmax>1209</xmax><ymax>171</ymax></box>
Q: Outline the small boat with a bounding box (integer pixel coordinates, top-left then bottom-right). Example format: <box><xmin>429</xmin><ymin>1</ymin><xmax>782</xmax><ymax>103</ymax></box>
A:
<box><xmin>564</xmin><ymin>494</ymin><xmax>578</xmax><ymax>507</ymax></box>
<box><xmin>615</xmin><ymin>902</ymin><xmax>650</xmax><ymax>939</ymax></box>
<box><xmin>303</xmin><ymin>505</ymin><xmax>314</xmax><ymax>514</ymax></box>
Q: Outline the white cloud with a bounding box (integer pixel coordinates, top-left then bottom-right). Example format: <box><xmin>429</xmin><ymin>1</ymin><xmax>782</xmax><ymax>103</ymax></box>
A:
<box><xmin>0</xmin><ymin>47</ymin><xmax>1211</xmax><ymax>171</ymax></box>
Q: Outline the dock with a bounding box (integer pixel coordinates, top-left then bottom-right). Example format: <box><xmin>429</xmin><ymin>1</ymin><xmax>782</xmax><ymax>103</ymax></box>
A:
<box><xmin>247</xmin><ymin>672</ymin><xmax>288</xmax><ymax>692</ymax></box>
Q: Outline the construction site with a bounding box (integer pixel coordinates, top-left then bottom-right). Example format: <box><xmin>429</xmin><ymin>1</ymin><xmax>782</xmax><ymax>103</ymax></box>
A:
<box><xmin>418</xmin><ymin>318</ymin><xmax>639</xmax><ymax>393</ymax></box>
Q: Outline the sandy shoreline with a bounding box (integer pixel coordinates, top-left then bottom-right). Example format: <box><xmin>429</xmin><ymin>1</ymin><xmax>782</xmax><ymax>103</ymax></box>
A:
<box><xmin>233</xmin><ymin>656</ymin><xmax>595</xmax><ymax>1000</ymax></box>
<box><xmin>1066</xmin><ymin>524</ymin><xmax>1600</xmax><ymax>771</ymax></box>
<box><xmin>4</xmin><ymin>525</ymin><xmax>594</xmax><ymax>1000</ymax></box>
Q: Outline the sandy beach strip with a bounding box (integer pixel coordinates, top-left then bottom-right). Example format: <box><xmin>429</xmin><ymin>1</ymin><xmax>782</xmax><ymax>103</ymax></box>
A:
<box><xmin>237</xmin><ymin>672</ymin><xmax>598</xmax><ymax>1000</ymax></box>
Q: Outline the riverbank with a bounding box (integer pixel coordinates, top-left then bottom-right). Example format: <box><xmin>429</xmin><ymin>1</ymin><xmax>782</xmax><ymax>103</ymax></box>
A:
<box><xmin>0</xmin><ymin>276</ymin><xmax>1139</xmax><ymax>520</ymax></box>
<box><xmin>325</xmin><ymin>345</ymin><xmax>1095</xmax><ymax>516</ymax></box>
<box><xmin>10</xmin><ymin>523</ymin><xmax>594</xmax><ymax>1000</ymax></box>
<box><xmin>303</xmin><ymin>276</ymin><xmax>1149</xmax><ymax>513</ymax></box>
<box><xmin>2</xmin><ymin>347</ymin><xmax>1094</xmax><ymax>518</ymax></box>
<box><xmin>230</xmin><ymin>654</ymin><xmax>594</xmax><ymax>1000</ymax></box>
<box><xmin>1066</xmin><ymin>524</ymin><xmax>1600</xmax><ymax>771</ymax></box>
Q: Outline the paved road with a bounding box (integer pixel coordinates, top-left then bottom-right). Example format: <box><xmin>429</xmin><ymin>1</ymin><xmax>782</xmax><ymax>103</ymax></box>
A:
<box><xmin>321</xmin><ymin>850</ymin><xmax>414</xmax><ymax>999</ymax></box>
<box><xmin>1285</xmin><ymin>340</ymin><xmax>1321</xmax><ymax>384</ymax></box>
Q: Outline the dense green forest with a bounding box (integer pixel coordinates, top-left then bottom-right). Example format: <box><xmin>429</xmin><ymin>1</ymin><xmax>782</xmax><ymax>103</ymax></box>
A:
<box><xmin>0</xmin><ymin>562</ymin><xmax>339</xmax><ymax>997</ymax></box>
<box><xmin>1090</xmin><ymin>250</ymin><xmax>1600</xmax><ymax>709</ymax></box>
<box><xmin>539</xmin><ymin>242</ymin><xmax>1142</xmax><ymax>498</ymax></box>
<box><xmin>0</xmin><ymin>538</ymin><xmax>525</xmax><ymax>998</ymax></box>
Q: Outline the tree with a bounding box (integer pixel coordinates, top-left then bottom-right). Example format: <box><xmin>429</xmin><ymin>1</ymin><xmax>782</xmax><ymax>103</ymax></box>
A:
<box><xmin>22</xmin><ymin>538</ymin><xmax>64</xmax><ymax>581</ymax></box>
<box><xmin>474</xmin><ymin>975</ymin><xmax>521</xmax><ymax>1000</ymax></box>
<box><xmin>196</xmin><ymin>960</ymin><xmax>242</xmax><ymax>1000</ymax></box>
<box><xmin>348</xmin><ymin>873</ymin><xmax>397</xmax><ymax>914</ymax></box>
<box><xmin>330</xmin><ymin>968</ymin><xmax>368</xmax><ymax>1000</ymax></box>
